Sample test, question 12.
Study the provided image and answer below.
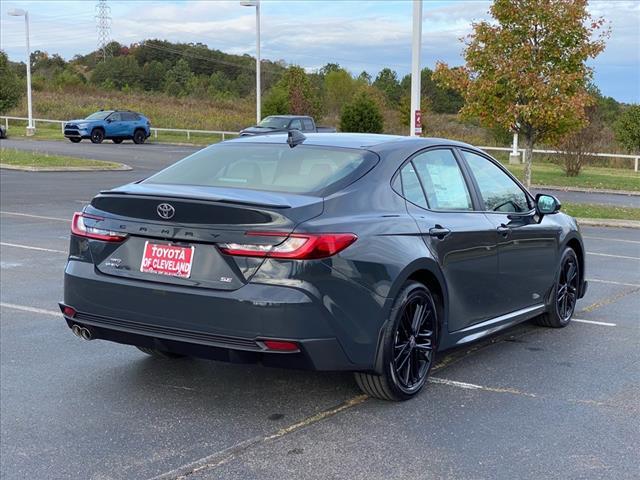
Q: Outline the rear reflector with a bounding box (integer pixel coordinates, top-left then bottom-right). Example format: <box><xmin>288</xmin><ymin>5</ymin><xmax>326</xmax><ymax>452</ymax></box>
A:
<box><xmin>61</xmin><ymin>306</ymin><xmax>76</xmax><ymax>318</ymax></box>
<box><xmin>71</xmin><ymin>212</ymin><xmax>127</xmax><ymax>242</ymax></box>
<box><xmin>261</xmin><ymin>340</ymin><xmax>300</xmax><ymax>352</ymax></box>
<box><xmin>219</xmin><ymin>232</ymin><xmax>357</xmax><ymax>260</ymax></box>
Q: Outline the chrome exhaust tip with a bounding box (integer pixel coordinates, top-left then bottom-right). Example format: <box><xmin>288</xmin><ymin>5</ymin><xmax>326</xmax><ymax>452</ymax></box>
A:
<box><xmin>80</xmin><ymin>327</ymin><xmax>93</xmax><ymax>341</ymax></box>
<box><xmin>71</xmin><ymin>324</ymin><xmax>83</xmax><ymax>337</ymax></box>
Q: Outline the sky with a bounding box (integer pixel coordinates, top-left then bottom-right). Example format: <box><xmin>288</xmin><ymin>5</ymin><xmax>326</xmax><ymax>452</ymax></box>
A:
<box><xmin>1</xmin><ymin>0</ymin><xmax>638</xmax><ymax>103</ymax></box>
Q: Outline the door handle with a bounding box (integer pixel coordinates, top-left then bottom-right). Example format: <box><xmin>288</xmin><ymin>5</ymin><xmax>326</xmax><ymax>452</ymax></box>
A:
<box><xmin>497</xmin><ymin>224</ymin><xmax>510</xmax><ymax>237</ymax></box>
<box><xmin>429</xmin><ymin>225</ymin><xmax>451</xmax><ymax>239</ymax></box>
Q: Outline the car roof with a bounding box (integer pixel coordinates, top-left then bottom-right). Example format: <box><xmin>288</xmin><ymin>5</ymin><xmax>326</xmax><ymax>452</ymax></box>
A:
<box><xmin>97</xmin><ymin>110</ymin><xmax>142</xmax><ymax>115</ymax></box>
<box><xmin>263</xmin><ymin>115</ymin><xmax>310</xmax><ymax>119</ymax></box>
<box><xmin>227</xmin><ymin>132</ymin><xmax>474</xmax><ymax>151</ymax></box>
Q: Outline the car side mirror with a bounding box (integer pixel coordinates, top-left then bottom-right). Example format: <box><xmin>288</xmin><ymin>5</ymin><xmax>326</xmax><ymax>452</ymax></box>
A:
<box><xmin>106</xmin><ymin>119</ymin><xmax>112</xmax><ymax>123</ymax></box>
<box><xmin>536</xmin><ymin>194</ymin><xmax>561</xmax><ymax>216</ymax></box>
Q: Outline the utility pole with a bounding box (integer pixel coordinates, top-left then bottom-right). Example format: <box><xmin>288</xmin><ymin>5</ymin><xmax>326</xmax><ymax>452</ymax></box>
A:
<box><xmin>410</xmin><ymin>0</ymin><xmax>423</xmax><ymax>136</ymax></box>
<box><xmin>7</xmin><ymin>8</ymin><xmax>34</xmax><ymax>135</ymax></box>
<box><xmin>240</xmin><ymin>0</ymin><xmax>261</xmax><ymax>123</ymax></box>
<box><xmin>96</xmin><ymin>0</ymin><xmax>112</xmax><ymax>61</ymax></box>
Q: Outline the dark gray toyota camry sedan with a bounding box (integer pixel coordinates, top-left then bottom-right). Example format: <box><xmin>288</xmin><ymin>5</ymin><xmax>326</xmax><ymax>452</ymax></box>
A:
<box><xmin>61</xmin><ymin>132</ymin><xmax>587</xmax><ymax>401</ymax></box>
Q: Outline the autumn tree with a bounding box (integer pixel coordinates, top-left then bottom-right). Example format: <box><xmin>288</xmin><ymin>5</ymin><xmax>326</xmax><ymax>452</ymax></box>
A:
<box><xmin>262</xmin><ymin>66</ymin><xmax>323</xmax><ymax>119</ymax></box>
<box><xmin>433</xmin><ymin>0</ymin><xmax>608</xmax><ymax>187</ymax></box>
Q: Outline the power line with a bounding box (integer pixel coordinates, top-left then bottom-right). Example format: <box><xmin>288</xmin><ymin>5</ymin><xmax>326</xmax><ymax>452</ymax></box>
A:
<box><xmin>140</xmin><ymin>41</ymin><xmax>282</xmax><ymax>77</ymax></box>
<box><xmin>95</xmin><ymin>0</ymin><xmax>112</xmax><ymax>61</ymax></box>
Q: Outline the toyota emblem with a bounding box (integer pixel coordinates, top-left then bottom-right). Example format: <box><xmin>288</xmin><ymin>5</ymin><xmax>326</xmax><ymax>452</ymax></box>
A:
<box><xmin>156</xmin><ymin>203</ymin><xmax>175</xmax><ymax>219</ymax></box>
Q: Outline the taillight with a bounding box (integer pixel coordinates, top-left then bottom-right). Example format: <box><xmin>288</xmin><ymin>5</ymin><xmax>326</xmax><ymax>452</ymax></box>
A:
<box><xmin>71</xmin><ymin>212</ymin><xmax>127</xmax><ymax>242</ymax></box>
<box><xmin>219</xmin><ymin>232</ymin><xmax>357</xmax><ymax>260</ymax></box>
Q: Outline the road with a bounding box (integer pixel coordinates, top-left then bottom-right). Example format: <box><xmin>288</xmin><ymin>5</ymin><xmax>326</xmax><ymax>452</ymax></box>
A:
<box><xmin>2</xmin><ymin>138</ymin><xmax>639</xmax><ymax>207</ymax></box>
<box><xmin>1</xmin><ymin>142</ymin><xmax>639</xmax><ymax>479</ymax></box>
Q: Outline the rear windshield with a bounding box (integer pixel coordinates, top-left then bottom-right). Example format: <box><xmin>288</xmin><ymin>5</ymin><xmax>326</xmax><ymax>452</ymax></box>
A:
<box><xmin>143</xmin><ymin>143</ymin><xmax>377</xmax><ymax>195</ymax></box>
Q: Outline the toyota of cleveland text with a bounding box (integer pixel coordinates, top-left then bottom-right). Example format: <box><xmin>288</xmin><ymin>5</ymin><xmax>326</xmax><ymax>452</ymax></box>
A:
<box><xmin>60</xmin><ymin>132</ymin><xmax>587</xmax><ymax>401</ymax></box>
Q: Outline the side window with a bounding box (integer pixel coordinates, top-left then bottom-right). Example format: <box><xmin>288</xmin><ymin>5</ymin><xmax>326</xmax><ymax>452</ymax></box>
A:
<box><xmin>289</xmin><ymin>119</ymin><xmax>303</xmax><ymax>130</ymax></box>
<box><xmin>121</xmin><ymin>112</ymin><xmax>138</xmax><ymax>121</ymax></box>
<box><xmin>412</xmin><ymin>149</ymin><xmax>473</xmax><ymax>210</ymax></box>
<box><xmin>108</xmin><ymin>113</ymin><xmax>121</xmax><ymax>122</ymax></box>
<box><xmin>302</xmin><ymin>119</ymin><xmax>314</xmax><ymax>131</ymax></box>
<box><xmin>399</xmin><ymin>163</ymin><xmax>428</xmax><ymax>209</ymax></box>
<box><xmin>462</xmin><ymin>150</ymin><xmax>530</xmax><ymax>213</ymax></box>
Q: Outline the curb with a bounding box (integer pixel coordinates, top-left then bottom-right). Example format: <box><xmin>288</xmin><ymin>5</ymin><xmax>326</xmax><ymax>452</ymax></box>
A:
<box><xmin>0</xmin><ymin>162</ymin><xmax>132</xmax><ymax>172</ymax></box>
<box><xmin>577</xmin><ymin>218</ymin><xmax>640</xmax><ymax>229</ymax></box>
<box><xmin>534</xmin><ymin>185</ymin><xmax>640</xmax><ymax>196</ymax></box>
<box><xmin>147</xmin><ymin>141</ymin><xmax>209</xmax><ymax>147</ymax></box>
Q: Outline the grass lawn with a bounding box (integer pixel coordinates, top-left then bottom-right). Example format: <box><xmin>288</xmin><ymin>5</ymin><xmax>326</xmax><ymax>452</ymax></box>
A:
<box><xmin>562</xmin><ymin>203</ymin><xmax>640</xmax><ymax>221</ymax></box>
<box><xmin>505</xmin><ymin>162</ymin><xmax>639</xmax><ymax>192</ymax></box>
<box><xmin>0</xmin><ymin>148</ymin><xmax>122</xmax><ymax>169</ymax></box>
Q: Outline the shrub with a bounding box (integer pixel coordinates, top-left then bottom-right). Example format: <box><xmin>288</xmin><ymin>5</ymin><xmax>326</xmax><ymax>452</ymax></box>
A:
<box><xmin>262</xmin><ymin>85</ymin><xmax>289</xmax><ymax>117</ymax></box>
<box><xmin>556</xmin><ymin>108</ymin><xmax>603</xmax><ymax>176</ymax></box>
<box><xmin>340</xmin><ymin>90</ymin><xmax>383</xmax><ymax>133</ymax></box>
<box><xmin>614</xmin><ymin>105</ymin><xmax>640</xmax><ymax>153</ymax></box>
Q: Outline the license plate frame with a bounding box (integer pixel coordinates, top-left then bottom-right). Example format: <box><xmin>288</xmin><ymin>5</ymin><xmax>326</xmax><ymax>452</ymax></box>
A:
<box><xmin>140</xmin><ymin>241</ymin><xmax>195</xmax><ymax>279</ymax></box>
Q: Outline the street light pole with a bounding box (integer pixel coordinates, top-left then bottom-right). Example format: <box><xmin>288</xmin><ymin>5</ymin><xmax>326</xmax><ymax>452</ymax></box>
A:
<box><xmin>8</xmin><ymin>8</ymin><xmax>35</xmax><ymax>136</ymax></box>
<box><xmin>410</xmin><ymin>0</ymin><xmax>422</xmax><ymax>137</ymax></box>
<box><xmin>241</xmin><ymin>0</ymin><xmax>261</xmax><ymax>123</ymax></box>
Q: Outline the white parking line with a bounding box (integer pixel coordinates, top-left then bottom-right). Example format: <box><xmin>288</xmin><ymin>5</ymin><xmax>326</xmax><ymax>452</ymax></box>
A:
<box><xmin>0</xmin><ymin>302</ymin><xmax>60</xmax><ymax>317</ymax></box>
<box><xmin>572</xmin><ymin>318</ymin><xmax>617</xmax><ymax>327</ymax></box>
<box><xmin>588</xmin><ymin>278</ymin><xmax>640</xmax><ymax>288</ymax></box>
<box><xmin>0</xmin><ymin>211</ymin><xmax>69</xmax><ymax>222</ymax></box>
<box><xmin>0</xmin><ymin>242</ymin><xmax>66</xmax><ymax>254</ymax></box>
<box><xmin>587</xmin><ymin>252</ymin><xmax>640</xmax><ymax>261</ymax></box>
<box><xmin>584</xmin><ymin>236</ymin><xmax>640</xmax><ymax>245</ymax></box>
<box><xmin>428</xmin><ymin>377</ymin><xmax>538</xmax><ymax>397</ymax></box>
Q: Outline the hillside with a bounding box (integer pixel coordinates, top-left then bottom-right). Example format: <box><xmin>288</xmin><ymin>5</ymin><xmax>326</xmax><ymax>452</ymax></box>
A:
<box><xmin>1</xmin><ymin>39</ymin><xmax>629</xmax><ymax>153</ymax></box>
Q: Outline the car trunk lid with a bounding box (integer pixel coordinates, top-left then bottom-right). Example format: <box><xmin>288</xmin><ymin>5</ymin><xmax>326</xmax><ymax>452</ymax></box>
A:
<box><xmin>84</xmin><ymin>183</ymin><xmax>323</xmax><ymax>290</ymax></box>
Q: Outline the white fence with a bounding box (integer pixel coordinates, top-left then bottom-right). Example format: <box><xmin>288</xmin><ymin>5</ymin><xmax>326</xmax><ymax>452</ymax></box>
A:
<box><xmin>479</xmin><ymin>145</ymin><xmax>639</xmax><ymax>173</ymax></box>
<box><xmin>2</xmin><ymin>115</ymin><xmax>638</xmax><ymax>172</ymax></box>
<box><xmin>1</xmin><ymin>116</ymin><xmax>239</xmax><ymax>142</ymax></box>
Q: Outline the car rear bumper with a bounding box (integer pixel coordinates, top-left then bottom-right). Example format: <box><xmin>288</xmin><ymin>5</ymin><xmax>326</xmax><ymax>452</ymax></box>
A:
<box><xmin>63</xmin><ymin>260</ymin><xmax>369</xmax><ymax>371</ymax></box>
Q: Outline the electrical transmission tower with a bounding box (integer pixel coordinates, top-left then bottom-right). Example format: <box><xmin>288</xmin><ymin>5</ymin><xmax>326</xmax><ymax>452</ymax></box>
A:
<box><xmin>95</xmin><ymin>0</ymin><xmax>112</xmax><ymax>61</ymax></box>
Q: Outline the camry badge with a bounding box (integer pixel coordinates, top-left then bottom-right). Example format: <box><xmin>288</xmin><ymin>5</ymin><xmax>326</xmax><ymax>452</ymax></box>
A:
<box><xmin>157</xmin><ymin>203</ymin><xmax>175</xmax><ymax>220</ymax></box>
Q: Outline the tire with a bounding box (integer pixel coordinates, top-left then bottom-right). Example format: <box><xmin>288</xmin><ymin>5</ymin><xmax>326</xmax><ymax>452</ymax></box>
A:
<box><xmin>535</xmin><ymin>247</ymin><xmax>579</xmax><ymax>328</ymax></box>
<box><xmin>69</xmin><ymin>137</ymin><xmax>81</xmax><ymax>143</ymax></box>
<box><xmin>354</xmin><ymin>281</ymin><xmax>438</xmax><ymax>401</ymax></box>
<box><xmin>112</xmin><ymin>138</ymin><xmax>123</xmax><ymax>144</ymax></box>
<box><xmin>136</xmin><ymin>346</ymin><xmax>186</xmax><ymax>359</ymax></box>
<box><xmin>90</xmin><ymin>128</ymin><xmax>104</xmax><ymax>144</ymax></box>
<box><xmin>133</xmin><ymin>129</ymin><xmax>146</xmax><ymax>144</ymax></box>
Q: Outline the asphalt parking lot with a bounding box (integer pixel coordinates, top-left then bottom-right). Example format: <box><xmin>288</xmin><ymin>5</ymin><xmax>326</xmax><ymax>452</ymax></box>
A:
<box><xmin>1</xmin><ymin>143</ymin><xmax>639</xmax><ymax>479</ymax></box>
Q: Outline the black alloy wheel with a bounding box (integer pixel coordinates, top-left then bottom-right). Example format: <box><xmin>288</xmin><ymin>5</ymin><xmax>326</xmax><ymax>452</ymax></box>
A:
<box><xmin>556</xmin><ymin>252</ymin><xmax>579</xmax><ymax>322</ymax></box>
<box><xmin>355</xmin><ymin>281</ymin><xmax>437</xmax><ymax>401</ymax></box>
<box><xmin>536</xmin><ymin>247</ymin><xmax>579</xmax><ymax>328</ymax></box>
<box><xmin>391</xmin><ymin>290</ymin><xmax>436</xmax><ymax>392</ymax></box>
<box><xmin>90</xmin><ymin>128</ymin><xmax>104</xmax><ymax>144</ymax></box>
<box><xmin>133</xmin><ymin>129</ymin><xmax>146</xmax><ymax>144</ymax></box>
